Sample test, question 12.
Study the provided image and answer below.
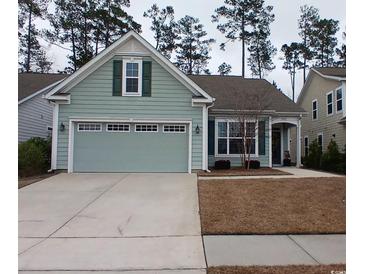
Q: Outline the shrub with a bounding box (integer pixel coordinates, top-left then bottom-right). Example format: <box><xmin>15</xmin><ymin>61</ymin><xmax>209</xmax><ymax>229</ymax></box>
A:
<box><xmin>245</xmin><ymin>160</ymin><xmax>260</xmax><ymax>169</ymax></box>
<box><xmin>303</xmin><ymin>139</ymin><xmax>322</xmax><ymax>169</ymax></box>
<box><xmin>214</xmin><ymin>160</ymin><xmax>231</xmax><ymax>169</ymax></box>
<box><xmin>321</xmin><ymin>140</ymin><xmax>346</xmax><ymax>174</ymax></box>
<box><xmin>18</xmin><ymin>137</ymin><xmax>51</xmax><ymax>177</ymax></box>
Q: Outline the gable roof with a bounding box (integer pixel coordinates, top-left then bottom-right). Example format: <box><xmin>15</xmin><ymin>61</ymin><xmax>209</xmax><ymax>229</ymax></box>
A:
<box><xmin>45</xmin><ymin>31</ymin><xmax>213</xmax><ymax>102</ymax></box>
<box><xmin>297</xmin><ymin>67</ymin><xmax>346</xmax><ymax>104</ymax></box>
<box><xmin>313</xmin><ymin>67</ymin><xmax>346</xmax><ymax>78</ymax></box>
<box><xmin>188</xmin><ymin>75</ymin><xmax>305</xmax><ymax>114</ymax></box>
<box><xmin>19</xmin><ymin>73</ymin><xmax>67</xmax><ymax>102</ymax></box>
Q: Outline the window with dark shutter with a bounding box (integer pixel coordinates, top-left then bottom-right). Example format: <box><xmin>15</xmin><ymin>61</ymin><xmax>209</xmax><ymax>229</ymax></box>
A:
<box><xmin>142</xmin><ymin>61</ymin><xmax>152</xmax><ymax>97</ymax></box>
<box><xmin>208</xmin><ymin>120</ymin><xmax>215</xmax><ymax>155</ymax></box>
<box><xmin>258</xmin><ymin>121</ymin><xmax>266</xmax><ymax>155</ymax></box>
<box><xmin>113</xmin><ymin>60</ymin><xmax>123</xmax><ymax>96</ymax></box>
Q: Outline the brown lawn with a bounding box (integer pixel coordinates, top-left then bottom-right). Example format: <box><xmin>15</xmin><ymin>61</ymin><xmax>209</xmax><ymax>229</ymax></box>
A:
<box><xmin>198</xmin><ymin>167</ymin><xmax>291</xmax><ymax>177</ymax></box>
<box><xmin>199</xmin><ymin>177</ymin><xmax>345</xmax><ymax>234</ymax></box>
<box><xmin>208</xmin><ymin>264</ymin><xmax>346</xmax><ymax>274</ymax></box>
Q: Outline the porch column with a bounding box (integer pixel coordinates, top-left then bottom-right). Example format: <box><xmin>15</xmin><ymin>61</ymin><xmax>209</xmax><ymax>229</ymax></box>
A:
<box><xmin>51</xmin><ymin>102</ymin><xmax>59</xmax><ymax>170</ymax></box>
<box><xmin>296</xmin><ymin>118</ymin><xmax>302</xmax><ymax>167</ymax></box>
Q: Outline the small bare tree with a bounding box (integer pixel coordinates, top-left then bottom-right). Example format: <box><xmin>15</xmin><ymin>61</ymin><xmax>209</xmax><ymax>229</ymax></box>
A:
<box><xmin>233</xmin><ymin>91</ymin><xmax>271</xmax><ymax>170</ymax></box>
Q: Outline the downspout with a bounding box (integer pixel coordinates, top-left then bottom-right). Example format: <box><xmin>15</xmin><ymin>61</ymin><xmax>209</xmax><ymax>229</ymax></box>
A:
<box><xmin>204</xmin><ymin>102</ymin><xmax>215</xmax><ymax>172</ymax></box>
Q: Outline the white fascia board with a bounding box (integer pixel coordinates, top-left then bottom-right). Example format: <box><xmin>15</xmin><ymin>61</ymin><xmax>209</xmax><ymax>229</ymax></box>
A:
<box><xmin>312</xmin><ymin>68</ymin><xmax>346</xmax><ymax>81</ymax></box>
<box><xmin>19</xmin><ymin>79</ymin><xmax>64</xmax><ymax>105</ymax></box>
<box><xmin>45</xmin><ymin>31</ymin><xmax>213</xmax><ymax>102</ymax></box>
<box><xmin>47</xmin><ymin>94</ymin><xmax>71</xmax><ymax>103</ymax></box>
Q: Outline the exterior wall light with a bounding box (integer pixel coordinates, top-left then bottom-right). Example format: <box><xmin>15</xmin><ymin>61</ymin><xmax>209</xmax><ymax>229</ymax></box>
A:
<box><xmin>60</xmin><ymin>123</ymin><xmax>65</xmax><ymax>132</ymax></box>
<box><xmin>195</xmin><ymin>124</ymin><xmax>200</xmax><ymax>134</ymax></box>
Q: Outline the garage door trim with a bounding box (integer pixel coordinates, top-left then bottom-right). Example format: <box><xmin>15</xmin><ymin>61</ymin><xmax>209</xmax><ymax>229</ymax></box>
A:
<box><xmin>67</xmin><ymin>118</ymin><xmax>192</xmax><ymax>173</ymax></box>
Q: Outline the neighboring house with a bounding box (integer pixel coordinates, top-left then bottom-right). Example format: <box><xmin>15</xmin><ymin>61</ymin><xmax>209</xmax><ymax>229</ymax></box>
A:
<box><xmin>45</xmin><ymin>31</ymin><xmax>305</xmax><ymax>173</ymax></box>
<box><xmin>291</xmin><ymin>67</ymin><xmax>346</xmax><ymax>161</ymax></box>
<box><xmin>18</xmin><ymin>73</ymin><xmax>67</xmax><ymax>143</ymax></box>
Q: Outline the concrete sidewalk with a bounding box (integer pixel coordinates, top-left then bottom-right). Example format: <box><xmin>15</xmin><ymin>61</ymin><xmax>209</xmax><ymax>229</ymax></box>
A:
<box><xmin>203</xmin><ymin>234</ymin><xmax>345</xmax><ymax>266</ymax></box>
<box><xmin>199</xmin><ymin>167</ymin><xmax>343</xmax><ymax>180</ymax></box>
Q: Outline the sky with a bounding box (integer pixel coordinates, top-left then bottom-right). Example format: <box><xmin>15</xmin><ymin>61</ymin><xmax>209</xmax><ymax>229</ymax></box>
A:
<box><xmin>37</xmin><ymin>0</ymin><xmax>346</xmax><ymax>101</ymax></box>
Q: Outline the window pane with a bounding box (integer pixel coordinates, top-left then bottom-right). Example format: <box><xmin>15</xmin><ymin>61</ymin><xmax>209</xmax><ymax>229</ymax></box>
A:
<box><xmin>218</xmin><ymin>122</ymin><xmax>227</xmax><ymax>137</ymax></box>
<box><xmin>229</xmin><ymin>122</ymin><xmax>241</xmax><ymax>137</ymax></box>
<box><xmin>304</xmin><ymin>137</ymin><xmax>308</xmax><ymax>146</ymax></box>
<box><xmin>246</xmin><ymin>122</ymin><xmax>256</xmax><ymax>137</ymax></box>
<box><xmin>229</xmin><ymin>139</ymin><xmax>243</xmax><ymax>154</ymax></box>
<box><xmin>246</xmin><ymin>139</ymin><xmax>256</xmax><ymax>154</ymax></box>
<box><xmin>312</xmin><ymin>100</ymin><xmax>317</xmax><ymax>109</ymax></box>
<box><xmin>327</xmin><ymin>93</ymin><xmax>333</xmax><ymax>103</ymax></box>
<box><xmin>336</xmin><ymin>89</ymin><xmax>342</xmax><ymax>100</ymax></box>
<box><xmin>313</xmin><ymin>110</ymin><xmax>317</xmax><ymax>119</ymax></box>
<box><xmin>126</xmin><ymin>78</ymin><xmax>138</xmax><ymax>93</ymax></box>
<box><xmin>126</xmin><ymin>63</ymin><xmax>138</xmax><ymax>77</ymax></box>
<box><xmin>218</xmin><ymin>139</ymin><xmax>227</xmax><ymax>154</ymax></box>
<box><xmin>337</xmin><ymin>99</ymin><xmax>343</xmax><ymax>111</ymax></box>
<box><xmin>328</xmin><ymin>103</ymin><xmax>333</xmax><ymax>114</ymax></box>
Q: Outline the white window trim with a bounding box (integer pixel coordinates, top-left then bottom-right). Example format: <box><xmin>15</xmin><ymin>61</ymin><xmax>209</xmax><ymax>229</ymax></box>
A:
<box><xmin>335</xmin><ymin>87</ymin><xmax>343</xmax><ymax>114</ymax></box>
<box><xmin>106</xmin><ymin>123</ymin><xmax>130</xmax><ymax>132</ymax></box>
<box><xmin>77</xmin><ymin>123</ymin><xmax>102</xmax><ymax>132</ymax></box>
<box><xmin>312</xmin><ymin>99</ymin><xmax>318</xmax><ymax>120</ymax></box>
<box><xmin>122</xmin><ymin>58</ymin><xmax>143</xmax><ymax>96</ymax></box>
<box><xmin>326</xmin><ymin>91</ymin><xmax>334</xmax><ymax>116</ymax></box>
<box><xmin>317</xmin><ymin>132</ymin><xmax>324</xmax><ymax>152</ymax></box>
<box><xmin>163</xmin><ymin>124</ymin><xmax>186</xmax><ymax>133</ymax></box>
<box><xmin>214</xmin><ymin>118</ymin><xmax>259</xmax><ymax>158</ymax></box>
<box><xmin>134</xmin><ymin>124</ymin><xmax>159</xmax><ymax>133</ymax></box>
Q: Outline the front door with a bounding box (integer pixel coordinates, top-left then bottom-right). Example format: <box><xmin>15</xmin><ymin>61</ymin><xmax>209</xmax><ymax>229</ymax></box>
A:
<box><xmin>272</xmin><ymin>129</ymin><xmax>281</xmax><ymax>165</ymax></box>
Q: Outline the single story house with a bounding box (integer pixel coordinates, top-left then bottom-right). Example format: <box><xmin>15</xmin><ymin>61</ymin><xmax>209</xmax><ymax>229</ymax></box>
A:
<box><xmin>45</xmin><ymin>31</ymin><xmax>305</xmax><ymax>173</ymax></box>
<box><xmin>18</xmin><ymin>73</ymin><xmax>67</xmax><ymax>143</ymax></box>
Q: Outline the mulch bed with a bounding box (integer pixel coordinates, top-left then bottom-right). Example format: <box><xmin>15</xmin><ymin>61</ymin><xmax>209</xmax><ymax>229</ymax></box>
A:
<box><xmin>199</xmin><ymin>177</ymin><xmax>346</xmax><ymax>234</ymax></box>
<box><xmin>18</xmin><ymin>172</ymin><xmax>58</xmax><ymax>189</ymax></box>
<box><xmin>208</xmin><ymin>264</ymin><xmax>346</xmax><ymax>274</ymax></box>
<box><xmin>198</xmin><ymin>167</ymin><xmax>292</xmax><ymax>177</ymax></box>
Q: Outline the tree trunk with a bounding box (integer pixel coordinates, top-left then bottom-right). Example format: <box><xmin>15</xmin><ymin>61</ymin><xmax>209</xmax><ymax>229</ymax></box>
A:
<box><xmin>71</xmin><ymin>26</ymin><xmax>77</xmax><ymax>72</ymax></box>
<box><xmin>241</xmin><ymin>19</ymin><xmax>245</xmax><ymax>77</ymax></box>
<box><xmin>26</xmin><ymin>5</ymin><xmax>32</xmax><ymax>73</ymax></box>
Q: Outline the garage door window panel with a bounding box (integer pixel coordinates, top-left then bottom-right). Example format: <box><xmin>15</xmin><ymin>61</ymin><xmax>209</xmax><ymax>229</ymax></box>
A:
<box><xmin>106</xmin><ymin>124</ymin><xmax>130</xmax><ymax>132</ymax></box>
<box><xmin>135</xmin><ymin>124</ymin><xmax>158</xmax><ymax>132</ymax></box>
<box><xmin>78</xmin><ymin>123</ymin><xmax>102</xmax><ymax>132</ymax></box>
<box><xmin>163</xmin><ymin>125</ymin><xmax>186</xmax><ymax>133</ymax></box>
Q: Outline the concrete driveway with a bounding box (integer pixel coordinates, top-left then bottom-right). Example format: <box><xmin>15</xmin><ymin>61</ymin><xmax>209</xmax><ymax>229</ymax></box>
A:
<box><xmin>19</xmin><ymin>173</ymin><xmax>206</xmax><ymax>273</ymax></box>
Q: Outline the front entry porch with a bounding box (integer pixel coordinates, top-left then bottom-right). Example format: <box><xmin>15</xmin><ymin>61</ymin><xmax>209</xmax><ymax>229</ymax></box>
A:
<box><xmin>270</xmin><ymin>117</ymin><xmax>301</xmax><ymax>168</ymax></box>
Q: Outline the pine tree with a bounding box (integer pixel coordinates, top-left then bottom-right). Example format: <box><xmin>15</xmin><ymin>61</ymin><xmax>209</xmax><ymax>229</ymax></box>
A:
<box><xmin>212</xmin><ymin>0</ymin><xmax>273</xmax><ymax>77</ymax></box>
<box><xmin>310</xmin><ymin>19</ymin><xmax>339</xmax><ymax>67</ymax></box>
<box><xmin>18</xmin><ymin>0</ymin><xmax>52</xmax><ymax>72</ymax></box>
<box><xmin>92</xmin><ymin>0</ymin><xmax>141</xmax><ymax>51</ymax></box>
<box><xmin>143</xmin><ymin>4</ymin><xmax>178</xmax><ymax>59</ymax></box>
<box><xmin>298</xmin><ymin>5</ymin><xmax>319</xmax><ymax>82</ymax></box>
<box><xmin>247</xmin><ymin>6</ymin><xmax>276</xmax><ymax>78</ymax></box>
<box><xmin>335</xmin><ymin>32</ymin><xmax>346</xmax><ymax>67</ymax></box>
<box><xmin>175</xmin><ymin>16</ymin><xmax>215</xmax><ymax>75</ymax></box>
<box><xmin>218</xmin><ymin>62</ymin><xmax>232</xmax><ymax>75</ymax></box>
<box><xmin>281</xmin><ymin>42</ymin><xmax>304</xmax><ymax>101</ymax></box>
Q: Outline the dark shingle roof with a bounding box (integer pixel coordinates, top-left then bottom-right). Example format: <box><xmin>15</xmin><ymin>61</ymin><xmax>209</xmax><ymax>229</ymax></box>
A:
<box><xmin>188</xmin><ymin>75</ymin><xmax>305</xmax><ymax>113</ymax></box>
<box><xmin>18</xmin><ymin>73</ymin><xmax>67</xmax><ymax>101</ymax></box>
<box><xmin>313</xmin><ymin>67</ymin><xmax>346</xmax><ymax>78</ymax></box>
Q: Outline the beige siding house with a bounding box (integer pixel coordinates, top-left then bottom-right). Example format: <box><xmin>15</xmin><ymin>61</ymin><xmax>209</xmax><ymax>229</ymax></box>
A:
<box><xmin>291</xmin><ymin>68</ymin><xmax>346</xmax><ymax>162</ymax></box>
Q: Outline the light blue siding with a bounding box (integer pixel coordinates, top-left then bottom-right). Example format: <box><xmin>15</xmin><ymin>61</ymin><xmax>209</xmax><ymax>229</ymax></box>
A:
<box><xmin>57</xmin><ymin>56</ymin><xmax>203</xmax><ymax>171</ymax></box>
<box><xmin>208</xmin><ymin>117</ymin><xmax>270</xmax><ymax>167</ymax></box>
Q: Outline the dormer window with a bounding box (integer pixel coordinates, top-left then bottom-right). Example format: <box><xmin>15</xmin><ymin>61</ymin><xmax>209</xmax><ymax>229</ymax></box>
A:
<box><xmin>122</xmin><ymin>58</ymin><xmax>142</xmax><ymax>96</ymax></box>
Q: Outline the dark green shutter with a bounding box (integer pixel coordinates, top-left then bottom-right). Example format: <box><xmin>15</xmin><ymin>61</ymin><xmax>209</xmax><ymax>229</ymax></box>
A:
<box><xmin>258</xmin><ymin>121</ymin><xmax>266</xmax><ymax>155</ymax></box>
<box><xmin>113</xmin><ymin>60</ymin><xmax>122</xmax><ymax>96</ymax></box>
<box><xmin>208</xmin><ymin>120</ymin><xmax>215</xmax><ymax>155</ymax></box>
<box><xmin>142</xmin><ymin>61</ymin><xmax>152</xmax><ymax>97</ymax></box>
